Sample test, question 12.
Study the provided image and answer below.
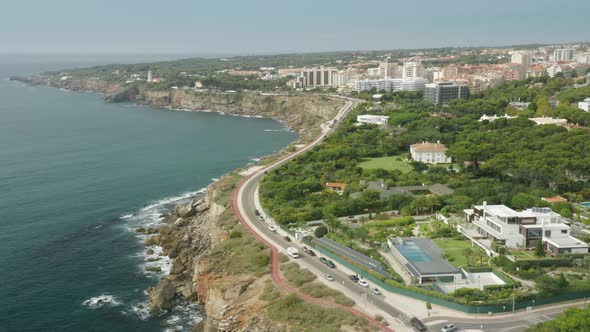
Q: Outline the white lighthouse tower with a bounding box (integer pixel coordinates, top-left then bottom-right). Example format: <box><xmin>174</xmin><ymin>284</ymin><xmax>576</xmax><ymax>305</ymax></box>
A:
<box><xmin>147</xmin><ymin>70</ymin><xmax>153</xmax><ymax>82</ymax></box>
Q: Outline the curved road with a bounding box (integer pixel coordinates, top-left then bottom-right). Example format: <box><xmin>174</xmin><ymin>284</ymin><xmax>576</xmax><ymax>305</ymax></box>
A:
<box><xmin>231</xmin><ymin>98</ymin><xmax>569</xmax><ymax>332</ymax></box>
<box><xmin>232</xmin><ymin>100</ymin><xmax>405</xmax><ymax>331</ymax></box>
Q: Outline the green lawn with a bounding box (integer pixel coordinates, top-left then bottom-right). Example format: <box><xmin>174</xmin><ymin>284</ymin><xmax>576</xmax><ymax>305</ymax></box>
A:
<box><xmin>433</xmin><ymin>239</ymin><xmax>480</xmax><ymax>267</ymax></box>
<box><xmin>358</xmin><ymin>155</ymin><xmax>411</xmax><ymax>172</ymax></box>
<box><xmin>509</xmin><ymin>250</ymin><xmax>538</xmax><ymax>260</ymax></box>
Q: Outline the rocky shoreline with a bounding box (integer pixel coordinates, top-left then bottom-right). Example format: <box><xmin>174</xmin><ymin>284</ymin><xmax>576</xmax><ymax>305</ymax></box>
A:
<box><xmin>10</xmin><ymin>74</ymin><xmax>345</xmax><ymax>331</ymax></box>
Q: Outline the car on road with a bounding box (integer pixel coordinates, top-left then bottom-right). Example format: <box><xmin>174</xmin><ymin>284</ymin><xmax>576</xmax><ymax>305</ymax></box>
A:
<box><xmin>307</xmin><ymin>249</ymin><xmax>316</xmax><ymax>256</ymax></box>
<box><xmin>324</xmin><ymin>274</ymin><xmax>335</xmax><ymax>281</ymax></box>
<box><xmin>258</xmin><ymin>215</ymin><xmax>265</xmax><ymax>222</ymax></box>
<box><xmin>410</xmin><ymin>317</ymin><xmax>427</xmax><ymax>331</ymax></box>
<box><xmin>302</xmin><ymin>246</ymin><xmax>317</xmax><ymax>256</ymax></box>
<box><xmin>255</xmin><ymin>209</ymin><xmax>260</xmax><ymax>216</ymax></box>
<box><xmin>287</xmin><ymin>247</ymin><xmax>299</xmax><ymax>258</ymax></box>
<box><xmin>268</xmin><ymin>225</ymin><xmax>277</xmax><ymax>232</ymax></box>
<box><xmin>440</xmin><ymin>324</ymin><xmax>457</xmax><ymax>332</ymax></box>
<box><xmin>283</xmin><ymin>236</ymin><xmax>291</xmax><ymax>242</ymax></box>
<box><xmin>370</xmin><ymin>287</ymin><xmax>381</xmax><ymax>295</ymax></box>
<box><xmin>349</xmin><ymin>275</ymin><xmax>359</xmax><ymax>283</ymax></box>
<box><xmin>319</xmin><ymin>257</ymin><xmax>336</xmax><ymax>268</ymax></box>
<box><xmin>357</xmin><ymin>279</ymin><xmax>369</xmax><ymax>287</ymax></box>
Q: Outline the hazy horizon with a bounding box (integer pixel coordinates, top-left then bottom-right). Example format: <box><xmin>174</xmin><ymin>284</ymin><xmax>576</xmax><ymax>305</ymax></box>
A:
<box><xmin>2</xmin><ymin>0</ymin><xmax>588</xmax><ymax>55</ymax></box>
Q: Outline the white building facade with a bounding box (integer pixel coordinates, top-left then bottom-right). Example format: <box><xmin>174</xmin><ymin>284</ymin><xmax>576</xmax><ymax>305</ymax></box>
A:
<box><xmin>409</xmin><ymin>141</ymin><xmax>451</xmax><ymax>164</ymax></box>
<box><xmin>357</xmin><ymin>115</ymin><xmax>389</xmax><ymax>125</ymax></box>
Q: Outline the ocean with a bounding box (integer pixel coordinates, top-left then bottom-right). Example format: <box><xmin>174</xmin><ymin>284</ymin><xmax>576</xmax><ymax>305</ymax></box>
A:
<box><xmin>0</xmin><ymin>55</ymin><xmax>299</xmax><ymax>332</ymax></box>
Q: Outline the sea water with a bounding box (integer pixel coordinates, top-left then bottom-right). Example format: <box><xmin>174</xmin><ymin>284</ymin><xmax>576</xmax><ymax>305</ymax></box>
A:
<box><xmin>0</xmin><ymin>55</ymin><xmax>298</xmax><ymax>331</ymax></box>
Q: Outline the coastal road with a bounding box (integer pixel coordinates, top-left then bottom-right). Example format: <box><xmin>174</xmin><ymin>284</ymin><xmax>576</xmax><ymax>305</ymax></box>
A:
<box><xmin>232</xmin><ymin>99</ymin><xmax>406</xmax><ymax>331</ymax></box>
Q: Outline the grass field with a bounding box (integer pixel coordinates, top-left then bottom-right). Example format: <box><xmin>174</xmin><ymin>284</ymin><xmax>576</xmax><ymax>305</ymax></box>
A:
<box><xmin>358</xmin><ymin>155</ymin><xmax>411</xmax><ymax>172</ymax></box>
<box><xmin>433</xmin><ymin>239</ymin><xmax>479</xmax><ymax>267</ymax></box>
<box><xmin>509</xmin><ymin>250</ymin><xmax>538</xmax><ymax>260</ymax></box>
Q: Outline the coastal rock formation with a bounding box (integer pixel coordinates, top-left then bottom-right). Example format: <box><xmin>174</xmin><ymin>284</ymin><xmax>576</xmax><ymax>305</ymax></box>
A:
<box><xmin>10</xmin><ymin>75</ymin><xmax>344</xmax><ymax>140</ymax></box>
<box><xmin>148</xmin><ymin>279</ymin><xmax>176</xmax><ymax>312</ymax></box>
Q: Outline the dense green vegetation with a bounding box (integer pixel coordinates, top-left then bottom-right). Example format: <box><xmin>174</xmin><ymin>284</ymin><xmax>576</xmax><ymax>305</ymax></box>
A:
<box><xmin>527</xmin><ymin>307</ymin><xmax>590</xmax><ymax>332</ymax></box>
<box><xmin>260</xmin><ymin>77</ymin><xmax>590</xmax><ymax>226</ymax></box>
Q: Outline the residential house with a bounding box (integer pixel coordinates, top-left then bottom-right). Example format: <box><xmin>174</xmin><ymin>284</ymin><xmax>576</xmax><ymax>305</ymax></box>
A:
<box><xmin>325</xmin><ymin>182</ymin><xmax>347</xmax><ymax>194</ymax></box>
<box><xmin>463</xmin><ymin>204</ymin><xmax>589</xmax><ymax>254</ymax></box>
<box><xmin>410</xmin><ymin>141</ymin><xmax>452</xmax><ymax>164</ymax></box>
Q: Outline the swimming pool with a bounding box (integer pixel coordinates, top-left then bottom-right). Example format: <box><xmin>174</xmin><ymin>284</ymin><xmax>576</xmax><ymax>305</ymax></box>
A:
<box><xmin>394</xmin><ymin>240</ymin><xmax>432</xmax><ymax>262</ymax></box>
<box><xmin>581</xmin><ymin>202</ymin><xmax>590</xmax><ymax>208</ymax></box>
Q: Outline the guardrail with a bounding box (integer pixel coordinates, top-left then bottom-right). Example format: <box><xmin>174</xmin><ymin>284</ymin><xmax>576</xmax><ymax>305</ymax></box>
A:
<box><xmin>303</xmin><ymin>238</ymin><xmax>590</xmax><ymax>314</ymax></box>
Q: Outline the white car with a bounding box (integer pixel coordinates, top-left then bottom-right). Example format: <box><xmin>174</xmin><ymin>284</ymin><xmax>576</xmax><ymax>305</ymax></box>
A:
<box><xmin>324</xmin><ymin>274</ymin><xmax>335</xmax><ymax>281</ymax></box>
<box><xmin>357</xmin><ymin>279</ymin><xmax>369</xmax><ymax>287</ymax></box>
<box><xmin>268</xmin><ymin>225</ymin><xmax>277</xmax><ymax>232</ymax></box>
<box><xmin>370</xmin><ymin>287</ymin><xmax>381</xmax><ymax>295</ymax></box>
<box><xmin>441</xmin><ymin>324</ymin><xmax>458</xmax><ymax>332</ymax></box>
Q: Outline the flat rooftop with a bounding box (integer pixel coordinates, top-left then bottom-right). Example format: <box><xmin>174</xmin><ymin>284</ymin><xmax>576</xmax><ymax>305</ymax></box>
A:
<box><xmin>473</xmin><ymin>205</ymin><xmax>518</xmax><ymax>218</ymax></box>
<box><xmin>545</xmin><ymin>236</ymin><xmax>589</xmax><ymax>249</ymax></box>
<box><xmin>390</xmin><ymin>238</ymin><xmax>461</xmax><ymax>276</ymax></box>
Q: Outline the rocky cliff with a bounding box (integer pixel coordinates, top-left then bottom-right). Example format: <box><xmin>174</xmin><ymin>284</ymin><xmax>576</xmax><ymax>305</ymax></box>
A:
<box><xmin>11</xmin><ymin>75</ymin><xmax>344</xmax><ymax>140</ymax></box>
<box><xmin>143</xmin><ymin>174</ymin><xmax>288</xmax><ymax>332</ymax></box>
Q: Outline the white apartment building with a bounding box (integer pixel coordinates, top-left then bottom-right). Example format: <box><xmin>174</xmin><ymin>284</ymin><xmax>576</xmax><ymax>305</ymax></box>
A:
<box><xmin>357</xmin><ymin>114</ymin><xmax>389</xmax><ymax>126</ymax></box>
<box><xmin>578</xmin><ymin>98</ymin><xmax>590</xmax><ymax>112</ymax></box>
<box><xmin>353</xmin><ymin>77</ymin><xmax>428</xmax><ymax>92</ymax></box>
<box><xmin>402</xmin><ymin>61</ymin><xmax>425</xmax><ymax>79</ymax></box>
<box><xmin>553</xmin><ymin>49</ymin><xmax>574</xmax><ymax>61</ymax></box>
<box><xmin>409</xmin><ymin>141</ymin><xmax>451</xmax><ymax>164</ymax></box>
<box><xmin>296</xmin><ymin>67</ymin><xmax>337</xmax><ymax>88</ymax></box>
<box><xmin>464</xmin><ymin>205</ymin><xmax>589</xmax><ymax>253</ymax></box>
<box><xmin>511</xmin><ymin>52</ymin><xmax>530</xmax><ymax>78</ymax></box>
<box><xmin>547</xmin><ymin>64</ymin><xmax>574</xmax><ymax>78</ymax></box>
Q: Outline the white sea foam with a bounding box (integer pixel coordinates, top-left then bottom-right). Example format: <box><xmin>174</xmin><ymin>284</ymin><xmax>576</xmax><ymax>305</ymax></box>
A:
<box><xmin>121</xmin><ymin>213</ymin><xmax>134</xmax><ymax>219</ymax></box>
<box><xmin>211</xmin><ymin>177</ymin><xmax>219</xmax><ymax>182</ymax></box>
<box><xmin>82</xmin><ymin>294</ymin><xmax>121</xmax><ymax>309</ymax></box>
<box><xmin>139</xmin><ymin>189</ymin><xmax>205</xmax><ymax>212</ymax></box>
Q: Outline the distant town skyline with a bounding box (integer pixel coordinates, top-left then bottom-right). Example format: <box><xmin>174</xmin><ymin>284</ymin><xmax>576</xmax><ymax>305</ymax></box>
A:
<box><xmin>2</xmin><ymin>0</ymin><xmax>589</xmax><ymax>55</ymax></box>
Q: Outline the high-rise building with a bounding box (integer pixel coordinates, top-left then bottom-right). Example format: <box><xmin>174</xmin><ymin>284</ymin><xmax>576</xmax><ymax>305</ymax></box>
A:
<box><xmin>147</xmin><ymin>70</ymin><xmax>153</xmax><ymax>82</ymax></box>
<box><xmin>298</xmin><ymin>67</ymin><xmax>337</xmax><ymax>88</ymax></box>
<box><xmin>424</xmin><ymin>82</ymin><xmax>469</xmax><ymax>105</ymax></box>
<box><xmin>511</xmin><ymin>52</ymin><xmax>530</xmax><ymax>78</ymax></box>
<box><xmin>402</xmin><ymin>61</ymin><xmax>425</xmax><ymax>79</ymax></box>
<box><xmin>553</xmin><ymin>49</ymin><xmax>574</xmax><ymax>61</ymax></box>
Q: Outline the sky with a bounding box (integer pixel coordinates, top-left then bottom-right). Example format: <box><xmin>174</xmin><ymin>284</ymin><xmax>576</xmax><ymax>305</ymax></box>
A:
<box><xmin>1</xmin><ymin>0</ymin><xmax>589</xmax><ymax>55</ymax></box>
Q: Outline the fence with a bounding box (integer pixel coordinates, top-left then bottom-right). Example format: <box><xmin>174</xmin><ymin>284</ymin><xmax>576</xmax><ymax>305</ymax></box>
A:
<box><xmin>304</xmin><ymin>238</ymin><xmax>590</xmax><ymax>314</ymax></box>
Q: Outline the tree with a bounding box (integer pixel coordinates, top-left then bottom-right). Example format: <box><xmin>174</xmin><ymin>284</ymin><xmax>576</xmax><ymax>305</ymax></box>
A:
<box><xmin>511</xmin><ymin>193</ymin><xmax>538</xmax><ymax>210</ymax></box>
<box><xmin>463</xmin><ymin>247</ymin><xmax>474</xmax><ymax>266</ymax></box>
<box><xmin>560</xmin><ymin>207</ymin><xmax>573</xmax><ymax>218</ymax></box>
<box><xmin>314</xmin><ymin>226</ymin><xmax>328</xmax><ymax>238</ymax></box>
<box><xmin>535</xmin><ymin>240</ymin><xmax>546</xmax><ymax>257</ymax></box>
<box><xmin>535</xmin><ymin>96</ymin><xmax>552</xmax><ymax>117</ymax></box>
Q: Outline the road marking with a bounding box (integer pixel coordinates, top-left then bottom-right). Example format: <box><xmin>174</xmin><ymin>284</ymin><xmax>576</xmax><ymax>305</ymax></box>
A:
<box><xmin>426</xmin><ymin>319</ymin><xmax>448</xmax><ymax>325</ymax></box>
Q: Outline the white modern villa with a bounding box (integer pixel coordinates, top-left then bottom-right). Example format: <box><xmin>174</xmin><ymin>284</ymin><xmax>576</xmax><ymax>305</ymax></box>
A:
<box><xmin>463</xmin><ymin>203</ymin><xmax>589</xmax><ymax>254</ymax></box>
<box><xmin>410</xmin><ymin>141</ymin><xmax>452</xmax><ymax>164</ymax></box>
<box><xmin>357</xmin><ymin>114</ymin><xmax>389</xmax><ymax>126</ymax></box>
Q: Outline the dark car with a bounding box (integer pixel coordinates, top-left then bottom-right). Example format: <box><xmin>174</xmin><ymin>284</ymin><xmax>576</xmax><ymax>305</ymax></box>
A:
<box><xmin>349</xmin><ymin>274</ymin><xmax>359</xmax><ymax>282</ymax></box>
<box><xmin>319</xmin><ymin>257</ymin><xmax>336</xmax><ymax>268</ymax></box>
<box><xmin>255</xmin><ymin>209</ymin><xmax>260</xmax><ymax>216</ymax></box>
<box><xmin>307</xmin><ymin>249</ymin><xmax>316</xmax><ymax>257</ymax></box>
<box><xmin>410</xmin><ymin>317</ymin><xmax>427</xmax><ymax>331</ymax></box>
<box><xmin>283</xmin><ymin>236</ymin><xmax>291</xmax><ymax>242</ymax></box>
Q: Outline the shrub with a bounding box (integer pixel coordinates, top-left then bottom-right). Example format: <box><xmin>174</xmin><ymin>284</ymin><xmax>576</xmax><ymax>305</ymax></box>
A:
<box><xmin>314</xmin><ymin>226</ymin><xmax>328</xmax><ymax>238</ymax></box>
<box><xmin>229</xmin><ymin>230</ymin><xmax>242</xmax><ymax>239</ymax></box>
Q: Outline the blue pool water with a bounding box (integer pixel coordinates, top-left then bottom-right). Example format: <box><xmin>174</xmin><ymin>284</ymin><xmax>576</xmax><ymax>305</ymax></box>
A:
<box><xmin>394</xmin><ymin>241</ymin><xmax>432</xmax><ymax>262</ymax></box>
<box><xmin>580</xmin><ymin>202</ymin><xmax>590</xmax><ymax>208</ymax></box>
